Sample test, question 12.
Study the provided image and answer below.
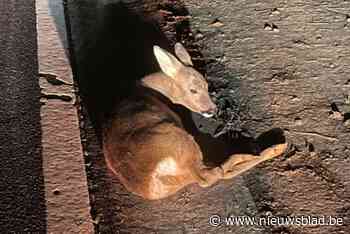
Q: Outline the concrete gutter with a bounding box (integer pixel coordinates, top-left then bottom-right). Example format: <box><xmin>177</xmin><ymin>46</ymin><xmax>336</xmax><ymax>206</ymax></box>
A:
<box><xmin>36</xmin><ymin>0</ymin><xmax>93</xmax><ymax>232</ymax></box>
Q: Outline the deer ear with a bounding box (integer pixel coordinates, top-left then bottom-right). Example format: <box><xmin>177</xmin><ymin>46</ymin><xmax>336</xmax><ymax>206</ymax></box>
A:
<box><xmin>174</xmin><ymin>43</ymin><xmax>193</xmax><ymax>66</ymax></box>
<box><xmin>153</xmin><ymin>45</ymin><xmax>183</xmax><ymax>78</ymax></box>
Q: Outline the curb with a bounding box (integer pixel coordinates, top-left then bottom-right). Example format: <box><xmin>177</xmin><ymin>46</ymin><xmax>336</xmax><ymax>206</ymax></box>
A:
<box><xmin>36</xmin><ymin>0</ymin><xmax>94</xmax><ymax>233</ymax></box>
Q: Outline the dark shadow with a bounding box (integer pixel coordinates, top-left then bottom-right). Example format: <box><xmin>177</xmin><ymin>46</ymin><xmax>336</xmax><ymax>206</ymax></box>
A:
<box><xmin>197</xmin><ymin>127</ymin><xmax>286</xmax><ymax>167</ymax></box>
<box><xmin>256</xmin><ymin>128</ymin><xmax>286</xmax><ymax>150</ymax></box>
<box><xmin>76</xmin><ymin>3</ymin><xmax>170</xmax><ymax>137</ymax></box>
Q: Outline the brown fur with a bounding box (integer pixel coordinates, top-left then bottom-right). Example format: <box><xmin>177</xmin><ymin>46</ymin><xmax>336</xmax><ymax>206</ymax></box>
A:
<box><xmin>103</xmin><ymin>43</ymin><xmax>287</xmax><ymax>200</ymax></box>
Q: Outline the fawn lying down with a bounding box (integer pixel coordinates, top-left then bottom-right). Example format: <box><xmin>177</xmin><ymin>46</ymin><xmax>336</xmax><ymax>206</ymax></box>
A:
<box><xmin>103</xmin><ymin>43</ymin><xmax>287</xmax><ymax>200</ymax></box>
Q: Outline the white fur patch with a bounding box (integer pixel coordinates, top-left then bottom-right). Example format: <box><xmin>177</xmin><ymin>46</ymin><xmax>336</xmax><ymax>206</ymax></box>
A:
<box><xmin>148</xmin><ymin>158</ymin><xmax>178</xmax><ymax>199</ymax></box>
<box><xmin>202</xmin><ymin>112</ymin><xmax>214</xmax><ymax>118</ymax></box>
<box><xmin>155</xmin><ymin>157</ymin><xmax>178</xmax><ymax>176</ymax></box>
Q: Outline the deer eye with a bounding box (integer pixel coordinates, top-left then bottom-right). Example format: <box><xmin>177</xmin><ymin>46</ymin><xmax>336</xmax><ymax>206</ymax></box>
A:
<box><xmin>190</xmin><ymin>89</ymin><xmax>198</xmax><ymax>94</ymax></box>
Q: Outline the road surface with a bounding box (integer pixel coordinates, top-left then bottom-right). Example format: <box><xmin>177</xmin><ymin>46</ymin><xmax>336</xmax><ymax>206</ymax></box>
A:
<box><xmin>0</xmin><ymin>1</ymin><xmax>46</xmax><ymax>232</ymax></box>
<box><xmin>67</xmin><ymin>0</ymin><xmax>350</xmax><ymax>233</ymax></box>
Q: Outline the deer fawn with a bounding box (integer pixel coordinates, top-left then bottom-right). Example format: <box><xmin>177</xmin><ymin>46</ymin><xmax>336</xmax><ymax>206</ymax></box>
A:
<box><xmin>103</xmin><ymin>43</ymin><xmax>287</xmax><ymax>200</ymax></box>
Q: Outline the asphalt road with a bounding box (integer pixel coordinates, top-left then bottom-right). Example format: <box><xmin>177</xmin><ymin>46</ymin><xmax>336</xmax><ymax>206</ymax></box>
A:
<box><xmin>0</xmin><ymin>1</ymin><xmax>46</xmax><ymax>232</ymax></box>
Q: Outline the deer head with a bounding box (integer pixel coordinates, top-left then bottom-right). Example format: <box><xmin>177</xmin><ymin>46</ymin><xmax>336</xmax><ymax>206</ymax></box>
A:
<box><xmin>142</xmin><ymin>43</ymin><xmax>217</xmax><ymax>118</ymax></box>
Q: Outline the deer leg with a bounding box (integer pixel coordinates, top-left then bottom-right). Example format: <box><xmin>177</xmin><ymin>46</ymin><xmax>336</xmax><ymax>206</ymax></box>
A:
<box><xmin>221</xmin><ymin>143</ymin><xmax>288</xmax><ymax>179</ymax></box>
<box><xmin>193</xmin><ymin>143</ymin><xmax>287</xmax><ymax>187</ymax></box>
<box><xmin>195</xmin><ymin>166</ymin><xmax>224</xmax><ymax>187</ymax></box>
